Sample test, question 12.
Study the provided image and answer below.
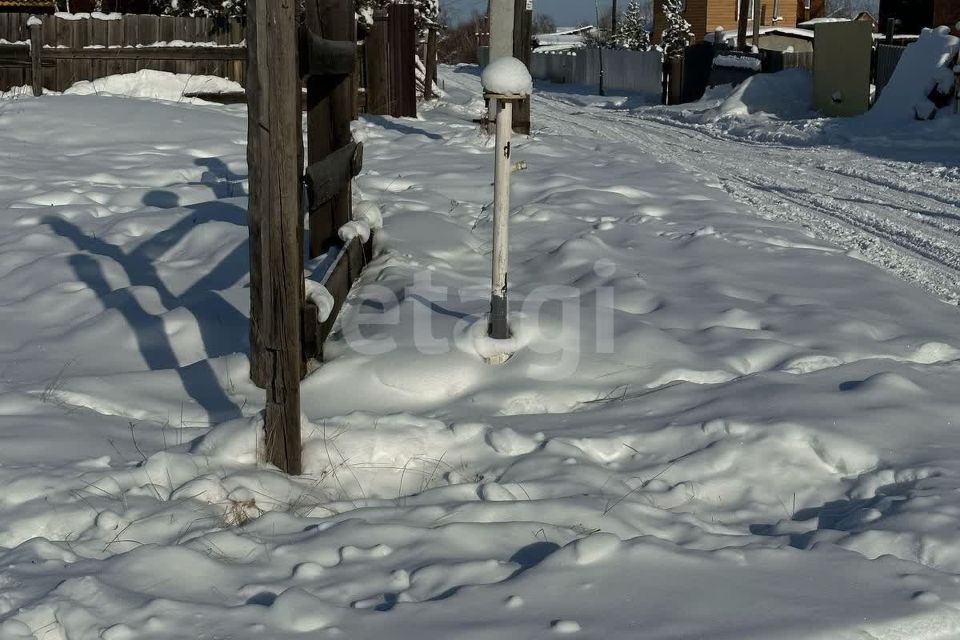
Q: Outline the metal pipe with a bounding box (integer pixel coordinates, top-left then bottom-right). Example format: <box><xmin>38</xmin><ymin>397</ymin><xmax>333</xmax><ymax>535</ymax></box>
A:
<box><xmin>489</xmin><ymin>98</ymin><xmax>513</xmax><ymax>341</ymax></box>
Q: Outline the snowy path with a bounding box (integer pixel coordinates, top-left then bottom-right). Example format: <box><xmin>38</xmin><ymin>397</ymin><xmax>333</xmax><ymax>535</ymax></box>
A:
<box><xmin>530</xmin><ymin>88</ymin><xmax>960</xmax><ymax>303</ymax></box>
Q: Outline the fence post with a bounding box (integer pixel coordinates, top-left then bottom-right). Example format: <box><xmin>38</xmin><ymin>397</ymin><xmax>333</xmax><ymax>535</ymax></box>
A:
<box><xmin>737</xmin><ymin>0</ymin><xmax>749</xmax><ymax>50</ymax></box>
<box><xmin>366</xmin><ymin>8</ymin><xmax>391</xmax><ymax>114</ymax></box>
<box><xmin>423</xmin><ymin>25</ymin><xmax>438</xmax><ymax>100</ymax></box>
<box><xmin>246</xmin><ymin>0</ymin><xmax>304</xmax><ymax>474</ymax></box>
<box><xmin>388</xmin><ymin>2</ymin><xmax>416</xmax><ymax>117</ymax></box>
<box><xmin>305</xmin><ymin>0</ymin><xmax>355</xmax><ymax>260</ymax></box>
<box><xmin>29</xmin><ymin>17</ymin><xmax>42</xmax><ymax>97</ymax></box>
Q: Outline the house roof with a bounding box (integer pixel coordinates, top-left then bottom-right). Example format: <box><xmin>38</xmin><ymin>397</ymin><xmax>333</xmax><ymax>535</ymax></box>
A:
<box><xmin>0</xmin><ymin>0</ymin><xmax>55</xmax><ymax>6</ymax></box>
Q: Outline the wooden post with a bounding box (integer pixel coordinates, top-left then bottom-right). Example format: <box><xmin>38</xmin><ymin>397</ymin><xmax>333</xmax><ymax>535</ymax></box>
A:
<box><xmin>247</xmin><ymin>0</ymin><xmax>304</xmax><ymax>475</ymax></box>
<box><xmin>29</xmin><ymin>17</ymin><xmax>42</xmax><ymax>97</ymax></box>
<box><xmin>366</xmin><ymin>9</ymin><xmax>391</xmax><ymax>115</ymax></box>
<box><xmin>512</xmin><ymin>0</ymin><xmax>532</xmax><ymax>134</ymax></box>
<box><xmin>306</xmin><ymin>0</ymin><xmax>355</xmax><ymax>259</ymax></box>
<box><xmin>738</xmin><ymin>0</ymin><xmax>750</xmax><ymax>50</ymax></box>
<box><xmin>423</xmin><ymin>26</ymin><xmax>438</xmax><ymax>100</ymax></box>
<box><xmin>752</xmin><ymin>0</ymin><xmax>761</xmax><ymax>49</ymax></box>
<box><xmin>388</xmin><ymin>2</ymin><xmax>416</xmax><ymax>117</ymax></box>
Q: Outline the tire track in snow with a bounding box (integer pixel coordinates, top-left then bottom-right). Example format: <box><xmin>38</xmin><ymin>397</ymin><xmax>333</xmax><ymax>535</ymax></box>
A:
<box><xmin>531</xmin><ymin>94</ymin><xmax>960</xmax><ymax>304</ymax></box>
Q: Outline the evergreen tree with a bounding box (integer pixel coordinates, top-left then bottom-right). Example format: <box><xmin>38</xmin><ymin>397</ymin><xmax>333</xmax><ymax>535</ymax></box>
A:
<box><xmin>614</xmin><ymin>0</ymin><xmax>650</xmax><ymax>51</ymax></box>
<box><xmin>659</xmin><ymin>0</ymin><xmax>692</xmax><ymax>58</ymax></box>
<box><xmin>153</xmin><ymin>0</ymin><xmax>245</xmax><ymax>18</ymax></box>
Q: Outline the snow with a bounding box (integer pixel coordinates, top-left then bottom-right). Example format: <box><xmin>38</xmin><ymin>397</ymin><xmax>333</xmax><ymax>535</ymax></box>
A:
<box><xmin>305</xmin><ymin>280</ymin><xmax>335</xmax><ymax>323</ymax></box>
<box><xmin>53</xmin><ymin>11</ymin><xmax>123</xmax><ymax>20</ymax></box>
<box><xmin>868</xmin><ymin>27</ymin><xmax>960</xmax><ymax>123</ymax></box>
<box><xmin>713</xmin><ymin>54</ymin><xmax>762</xmax><ymax>70</ymax></box>
<box><xmin>354</xmin><ymin>200</ymin><xmax>383</xmax><ymax>229</ymax></box>
<box><xmin>2</xmin><ymin>65</ymin><xmax>960</xmax><ymax>638</ymax></box>
<box><xmin>26</xmin><ymin>16</ymin><xmax>42</xmax><ymax>27</ymax></box>
<box><xmin>481</xmin><ymin>56</ymin><xmax>533</xmax><ymax>96</ymax></box>
<box><xmin>338</xmin><ymin>220</ymin><xmax>372</xmax><ymax>243</ymax></box>
<box><xmin>63</xmin><ymin>69</ymin><xmax>243</xmax><ymax>104</ymax></box>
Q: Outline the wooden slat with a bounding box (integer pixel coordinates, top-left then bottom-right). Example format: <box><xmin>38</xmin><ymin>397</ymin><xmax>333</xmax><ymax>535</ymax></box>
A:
<box><xmin>388</xmin><ymin>2</ymin><xmax>416</xmax><ymax>117</ymax></box>
<box><xmin>105</xmin><ymin>17</ymin><xmax>124</xmax><ymax>77</ymax></box>
<box><xmin>36</xmin><ymin>47</ymin><xmax>246</xmax><ymax>61</ymax></box>
<box><xmin>304</xmin><ymin>141</ymin><xmax>363</xmax><ymax>209</ymax></box>
<box><xmin>315</xmin><ymin>235</ymin><xmax>375</xmax><ymax>356</ymax></box>
<box><xmin>300</xmin><ymin>27</ymin><xmax>356</xmax><ymax>77</ymax></box>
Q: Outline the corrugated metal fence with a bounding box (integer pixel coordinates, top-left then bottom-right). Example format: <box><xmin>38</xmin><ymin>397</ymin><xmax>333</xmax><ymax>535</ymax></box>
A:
<box><xmin>530</xmin><ymin>48</ymin><xmax>664</xmax><ymax>98</ymax></box>
<box><xmin>0</xmin><ymin>13</ymin><xmax>245</xmax><ymax>92</ymax></box>
<box><xmin>875</xmin><ymin>44</ymin><xmax>907</xmax><ymax>98</ymax></box>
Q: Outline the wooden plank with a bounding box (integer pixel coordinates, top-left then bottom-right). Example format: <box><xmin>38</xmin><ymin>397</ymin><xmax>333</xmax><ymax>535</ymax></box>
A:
<box><xmin>138</xmin><ymin>13</ymin><xmax>159</xmax><ymax>73</ymax></box>
<box><xmin>173</xmin><ymin>16</ymin><xmax>190</xmax><ymax>74</ymax></box>
<box><xmin>122</xmin><ymin>13</ymin><xmax>138</xmax><ymax>75</ymax></box>
<box><xmin>73</xmin><ymin>17</ymin><xmax>90</xmax><ymax>84</ymax></box>
<box><xmin>388</xmin><ymin>2</ymin><xmax>416</xmax><ymax>117</ymax></box>
<box><xmin>38</xmin><ymin>47</ymin><xmax>246</xmax><ymax>61</ymax></box>
<box><xmin>300</xmin><ymin>28</ymin><xmax>356</xmax><ymax>77</ymax></box>
<box><xmin>30</xmin><ymin>20</ymin><xmax>41</xmax><ymax>96</ymax></box>
<box><xmin>106</xmin><ymin>17</ymin><xmax>124</xmax><ymax>77</ymax></box>
<box><xmin>423</xmin><ymin>26</ymin><xmax>437</xmax><ymax>100</ymax></box>
<box><xmin>39</xmin><ymin>16</ymin><xmax>54</xmax><ymax>92</ymax></box>
<box><xmin>364</xmin><ymin>8</ymin><xmax>391</xmax><ymax>114</ymax></box>
<box><xmin>511</xmin><ymin>0</ymin><xmax>532</xmax><ymax>134</ymax></box>
<box><xmin>316</xmin><ymin>235</ymin><xmax>374</xmax><ymax>354</ymax></box>
<box><xmin>303</xmin><ymin>141</ymin><xmax>362</xmax><ymax>209</ymax></box>
<box><xmin>158</xmin><ymin>16</ymin><xmax>176</xmax><ymax>73</ymax></box>
<box><xmin>246</xmin><ymin>0</ymin><xmax>304</xmax><ymax>474</ymax></box>
<box><xmin>54</xmin><ymin>17</ymin><xmax>72</xmax><ymax>91</ymax></box>
<box><xmin>90</xmin><ymin>15</ymin><xmax>108</xmax><ymax>83</ymax></box>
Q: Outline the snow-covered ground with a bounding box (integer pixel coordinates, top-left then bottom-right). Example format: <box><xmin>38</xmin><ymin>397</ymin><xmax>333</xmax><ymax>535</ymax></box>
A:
<box><xmin>2</xmin><ymin>66</ymin><xmax>960</xmax><ymax>638</ymax></box>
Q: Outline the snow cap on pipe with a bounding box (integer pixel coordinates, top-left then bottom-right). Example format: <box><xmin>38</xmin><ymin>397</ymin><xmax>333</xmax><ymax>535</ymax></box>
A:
<box><xmin>481</xmin><ymin>57</ymin><xmax>533</xmax><ymax>96</ymax></box>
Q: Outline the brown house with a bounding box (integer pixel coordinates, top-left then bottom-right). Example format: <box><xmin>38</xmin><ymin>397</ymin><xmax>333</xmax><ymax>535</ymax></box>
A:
<box><xmin>796</xmin><ymin>0</ymin><xmax>826</xmax><ymax>23</ymax></box>
<box><xmin>0</xmin><ymin>0</ymin><xmax>54</xmax><ymax>12</ymax></box>
<box><xmin>879</xmin><ymin>0</ymin><xmax>960</xmax><ymax>36</ymax></box>
<box><xmin>653</xmin><ymin>0</ymin><xmax>799</xmax><ymax>45</ymax></box>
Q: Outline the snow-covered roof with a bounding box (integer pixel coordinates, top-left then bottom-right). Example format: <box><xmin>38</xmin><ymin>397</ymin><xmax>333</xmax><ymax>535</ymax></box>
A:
<box><xmin>797</xmin><ymin>17</ymin><xmax>849</xmax><ymax>27</ymax></box>
<box><xmin>707</xmin><ymin>26</ymin><xmax>817</xmax><ymax>44</ymax></box>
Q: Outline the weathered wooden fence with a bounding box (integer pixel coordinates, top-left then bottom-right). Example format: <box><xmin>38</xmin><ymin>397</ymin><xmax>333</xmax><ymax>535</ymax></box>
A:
<box><xmin>530</xmin><ymin>48</ymin><xmax>664</xmax><ymax>98</ymax></box>
<box><xmin>761</xmin><ymin>49</ymin><xmax>815</xmax><ymax>73</ymax></box>
<box><xmin>0</xmin><ymin>13</ymin><xmax>244</xmax><ymax>92</ymax></box>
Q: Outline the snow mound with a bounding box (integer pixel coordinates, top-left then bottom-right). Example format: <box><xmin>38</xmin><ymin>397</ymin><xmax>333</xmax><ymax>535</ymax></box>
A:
<box><xmin>869</xmin><ymin>27</ymin><xmax>960</xmax><ymax>123</ymax></box>
<box><xmin>64</xmin><ymin>69</ymin><xmax>242</xmax><ymax>103</ymax></box>
<box><xmin>481</xmin><ymin>57</ymin><xmax>533</xmax><ymax>96</ymax></box>
<box><xmin>712</xmin><ymin>69</ymin><xmax>813</xmax><ymax>120</ymax></box>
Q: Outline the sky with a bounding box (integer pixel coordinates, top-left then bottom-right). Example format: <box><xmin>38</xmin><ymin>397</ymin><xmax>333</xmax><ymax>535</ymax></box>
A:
<box><xmin>441</xmin><ymin>0</ymin><xmax>600</xmax><ymax>27</ymax></box>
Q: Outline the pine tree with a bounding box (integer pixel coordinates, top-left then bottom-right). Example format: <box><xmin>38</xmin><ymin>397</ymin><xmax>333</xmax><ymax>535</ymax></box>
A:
<box><xmin>615</xmin><ymin>0</ymin><xmax>650</xmax><ymax>51</ymax></box>
<box><xmin>659</xmin><ymin>0</ymin><xmax>692</xmax><ymax>58</ymax></box>
<box><xmin>153</xmin><ymin>0</ymin><xmax>245</xmax><ymax>18</ymax></box>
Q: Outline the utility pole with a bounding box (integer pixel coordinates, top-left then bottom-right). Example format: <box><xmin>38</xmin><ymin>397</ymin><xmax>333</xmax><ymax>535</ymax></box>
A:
<box><xmin>611</xmin><ymin>0</ymin><xmax>618</xmax><ymax>42</ymax></box>
<box><xmin>595</xmin><ymin>0</ymin><xmax>605</xmax><ymax>95</ymax></box>
<box><xmin>738</xmin><ymin>0</ymin><xmax>750</xmax><ymax>50</ymax></box>
<box><xmin>752</xmin><ymin>0</ymin><xmax>761</xmax><ymax>49</ymax></box>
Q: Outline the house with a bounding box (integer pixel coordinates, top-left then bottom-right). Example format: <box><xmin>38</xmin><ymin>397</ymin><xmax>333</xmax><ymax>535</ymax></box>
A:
<box><xmin>532</xmin><ymin>25</ymin><xmax>594</xmax><ymax>53</ymax></box>
<box><xmin>653</xmin><ymin>0</ymin><xmax>799</xmax><ymax>45</ymax></box>
<box><xmin>0</xmin><ymin>0</ymin><xmax>154</xmax><ymax>13</ymax></box>
<box><xmin>796</xmin><ymin>0</ymin><xmax>825</xmax><ymax>23</ymax></box>
<box><xmin>878</xmin><ymin>0</ymin><xmax>960</xmax><ymax>36</ymax></box>
<box><xmin>0</xmin><ymin>0</ymin><xmax>54</xmax><ymax>12</ymax></box>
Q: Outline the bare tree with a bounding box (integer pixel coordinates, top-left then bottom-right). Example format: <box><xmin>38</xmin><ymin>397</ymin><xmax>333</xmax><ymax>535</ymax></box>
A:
<box><xmin>532</xmin><ymin>13</ymin><xmax>557</xmax><ymax>34</ymax></box>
